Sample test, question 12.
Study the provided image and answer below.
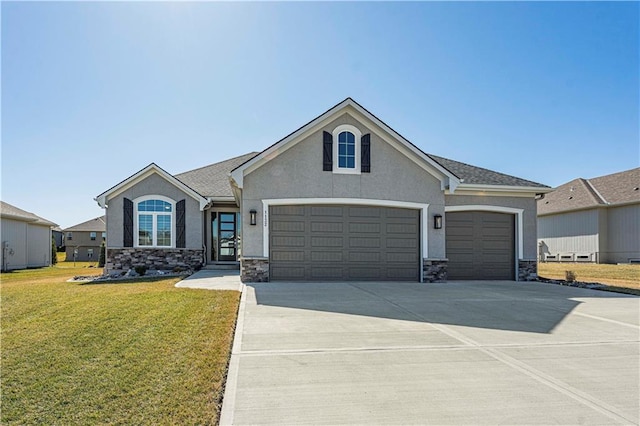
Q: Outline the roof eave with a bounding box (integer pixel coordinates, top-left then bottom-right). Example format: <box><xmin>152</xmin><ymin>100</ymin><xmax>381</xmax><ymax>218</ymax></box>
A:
<box><xmin>449</xmin><ymin>183</ymin><xmax>553</xmax><ymax>196</ymax></box>
<box><xmin>95</xmin><ymin>163</ymin><xmax>209</xmax><ymax>210</ymax></box>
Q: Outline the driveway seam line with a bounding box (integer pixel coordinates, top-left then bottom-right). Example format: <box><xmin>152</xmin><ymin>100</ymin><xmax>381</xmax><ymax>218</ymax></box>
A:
<box><xmin>349</xmin><ymin>283</ymin><xmax>636</xmax><ymax>425</ymax></box>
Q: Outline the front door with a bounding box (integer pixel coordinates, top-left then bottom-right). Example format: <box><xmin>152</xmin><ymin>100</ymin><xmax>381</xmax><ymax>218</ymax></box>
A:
<box><xmin>218</xmin><ymin>213</ymin><xmax>237</xmax><ymax>261</ymax></box>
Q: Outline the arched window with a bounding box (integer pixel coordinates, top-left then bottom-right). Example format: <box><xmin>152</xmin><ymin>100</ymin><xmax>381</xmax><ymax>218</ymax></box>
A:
<box><xmin>338</xmin><ymin>131</ymin><xmax>356</xmax><ymax>169</ymax></box>
<box><xmin>332</xmin><ymin>124</ymin><xmax>362</xmax><ymax>173</ymax></box>
<box><xmin>134</xmin><ymin>196</ymin><xmax>175</xmax><ymax>247</ymax></box>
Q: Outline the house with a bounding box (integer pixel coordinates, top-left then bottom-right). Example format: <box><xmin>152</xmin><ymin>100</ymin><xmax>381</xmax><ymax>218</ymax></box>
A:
<box><xmin>0</xmin><ymin>201</ymin><xmax>58</xmax><ymax>271</ymax></box>
<box><xmin>52</xmin><ymin>227</ymin><xmax>64</xmax><ymax>250</ymax></box>
<box><xmin>63</xmin><ymin>216</ymin><xmax>106</xmax><ymax>262</ymax></box>
<box><xmin>538</xmin><ymin>168</ymin><xmax>640</xmax><ymax>264</ymax></box>
<box><xmin>96</xmin><ymin>98</ymin><xmax>550</xmax><ymax>282</ymax></box>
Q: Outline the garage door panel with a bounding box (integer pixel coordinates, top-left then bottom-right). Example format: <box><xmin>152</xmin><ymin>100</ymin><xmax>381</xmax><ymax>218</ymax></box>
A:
<box><xmin>311</xmin><ymin>221</ymin><xmax>343</xmax><ymax>233</ymax></box>
<box><xmin>348</xmin><ymin>207</ymin><xmax>381</xmax><ymax>218</ymax></box>
<box><xmin>446</xmin><ymin>211</ymin><xmax>515</xmax><ymax>280</ymax></box>
<box><xmin>387</xmin><ymin>238</ymin><xmax>418</xmax><ymax>248</ymax></box>
<box><xmin>272</xmin><ymin>236</ymin><xmax>305</xmax><ymax>247</ymax></box>
<box><xmin>349</xmin><ymin>252</ymin><xmax>381</xmax><ymax>262</ymax></box>
<box><xmin>271</xmin><ymin>250</ymin><xmax>305</xmax><ymax>262</ymax></box>
<box><xmin>311</xmin><ymin>236</ymin><xmax>343</xmax><ymax>247</ymax></box>
<box><xmin>311</xmin><ymin>206</ymin><xmax>344</xmax><ymax>216</ymax></box>
<box><xmin>270</xmin><ymin>205</ymin><xmax>420</xmax><ymax>281</ymax></box>
<box><xmin>350</xmin><ymin>237</ymin><xmax>381</xmax><ymax>248</ymax></box>
<box><xmin>311</xmin><ymin>267</ymin><xmax>344</xmax><ymax>279</ymax></box>
<box><xmin>272</xmin><ymin>205</ymin><xmax>305</xmax><ymax>216</ymax></box>
<box><xmin>348</xmin><ymin>222</ymin><xmax>381</xmax><ymax>233</ymax></box>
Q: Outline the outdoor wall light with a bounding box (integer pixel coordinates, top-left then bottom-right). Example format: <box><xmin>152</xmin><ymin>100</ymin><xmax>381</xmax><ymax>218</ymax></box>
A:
<box><xmin>434</xmin><ymin>214</ymin><xmax>443</xmax><ymax>229</ymax></box>
<box><xmin>250</xmin><ymin>209</ymin><xmax>257</xmax><ymax>226</ymax></box>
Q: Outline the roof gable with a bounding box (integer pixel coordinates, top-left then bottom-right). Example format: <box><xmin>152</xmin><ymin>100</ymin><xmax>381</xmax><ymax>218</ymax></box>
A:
<box><xmin>230</xmin><ymin>98</ymin><xmax>460</xmax><ymax>192</ymax></box>
<box><xmin>95</xmin><ymin>163</ymin><xmax>208</xmax><ymax>210</ymax></box>
<box><xmin>538</xmin><ymin>167</ymin><xmax>640</xmax><ymax>215</ymax></box>
<box><xmin>64</xmin><ymin>216</ymin><xmax>106</xmax><ymax>232</ymax></box>
<box><xmin>0</xmin><ymin>201</ymin><xmax>58</xmax><ymax>227</ymax></box>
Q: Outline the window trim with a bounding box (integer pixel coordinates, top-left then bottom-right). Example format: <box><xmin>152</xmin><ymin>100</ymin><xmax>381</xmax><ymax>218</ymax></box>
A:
<box><xmin>133</xmin><ymin>195</ymin><xmax>176</xmax><ymax>248</ymax></box>
<box><xmin>90</xmin><ymin>232</ymin><xmax>96</xmax><ymax>241</ymax></box>
<box><xmin>332</xmin><ymin>124</ymin><xmax>361</xmax><ymax>174</ymax></box>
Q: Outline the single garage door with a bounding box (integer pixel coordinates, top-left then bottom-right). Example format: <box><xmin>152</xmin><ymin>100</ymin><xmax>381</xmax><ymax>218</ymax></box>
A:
<box><xmin>270</xmin><ymin>205</ymin><xmax>420</xmax><ymax>281</ymax></box>
<box><xmin>446</xmin><ymin>211</ymin><xmax>515</xmax><ymax>280</ymax></box>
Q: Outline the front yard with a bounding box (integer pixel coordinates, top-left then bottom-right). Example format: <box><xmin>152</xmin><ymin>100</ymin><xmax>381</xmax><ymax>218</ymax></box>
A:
<box><xmin>1</xmin><ymin>265</ymin><xmax>240</xmax><ymax>424</ymax></box>
<box><xmin>538</xmin><ymin>262</ymin><xmax>640</xmax><ymax>292</ymax></box>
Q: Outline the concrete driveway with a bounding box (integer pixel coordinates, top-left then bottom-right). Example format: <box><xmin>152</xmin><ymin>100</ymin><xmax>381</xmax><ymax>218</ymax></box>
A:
<box><xmin>220</xmin><ymin>281</ymin><xmax>639</xmax><ymax>425</ymax></box>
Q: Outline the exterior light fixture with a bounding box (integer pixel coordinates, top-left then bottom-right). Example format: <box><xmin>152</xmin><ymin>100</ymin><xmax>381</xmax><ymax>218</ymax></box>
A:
<box><xmin>434</xmin><ymin>214</ymin><xmax>443</xmax><ymax>229</ymax></box>
<box><xmin>250</xmin><ymin>209</ymin><xmax>257</xmax><ymax>226</ymax></box>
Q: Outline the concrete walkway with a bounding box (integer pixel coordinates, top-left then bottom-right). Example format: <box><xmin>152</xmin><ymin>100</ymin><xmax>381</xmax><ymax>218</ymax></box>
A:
<box><xmin>174</xmin><ymin>269</ymin><xmax>242</xmax><ymax>291</ymax></box>
<box><xmin>220</xmin><ymin>280</ymin><xmax>639</xmax><ymax>425</ymax></box>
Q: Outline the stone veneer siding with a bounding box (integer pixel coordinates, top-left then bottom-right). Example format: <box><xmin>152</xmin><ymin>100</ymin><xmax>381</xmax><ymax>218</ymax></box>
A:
<box><xmin>518</xmin><ymin>259</ymin><xmax>538</xmax><ymax>281</ymax></box>
<box><xmin>106</xmin><ymin>248</ymin><xmax>204</xmax><ymax>272</ymax></box>
<box><xmin>423</xmin><ymin>259</ymin><xmax>448</xmax><ymax>283</ymax></box>
<box><xmin>241</xmin><ymin>257</ymin><xmax>269</xmax><ymax>282</ymax></box>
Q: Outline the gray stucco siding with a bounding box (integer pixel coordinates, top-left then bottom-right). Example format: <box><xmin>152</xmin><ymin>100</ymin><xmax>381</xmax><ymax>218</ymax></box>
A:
<box><xmin>445</xmin><ymin>195</ymin><xmax>538</xmax><ymax>260</ymax></box>
<box><xmin>105</xmin><ymin>173</ymin><xmax>202</xmax><ymax>249</ymax></box>
<box><xmin>241</xmin><ymin>113</ymin><xmax>446</xmax><ymax>258</ymax></box>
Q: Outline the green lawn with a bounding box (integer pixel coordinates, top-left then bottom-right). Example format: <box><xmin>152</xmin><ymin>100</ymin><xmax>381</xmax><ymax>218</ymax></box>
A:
<box><xmin>1</xmin><ymin>266</ymin><xmax>240</xmax><ymax>425</ymax></box>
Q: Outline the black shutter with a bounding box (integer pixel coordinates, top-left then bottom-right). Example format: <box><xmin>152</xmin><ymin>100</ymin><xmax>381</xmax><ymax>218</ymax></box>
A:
<box><xmin>323</xmin><ymin>131</ymin><xmax>333</xmax><ymax>171</ymax></box>
<box><xmin>176</xmin><ymin>199</ymin><xmax>186</xmax><ymax>248</ymax></box>
<box><xmin>123</xmin><ymin>198</ymin><xmax>133</xmax><ymax>247</ymax></box>
<box><xmin>361</xmin><ymin>133</ymin><xmax>371</xmax><ymax>173</ymax></box>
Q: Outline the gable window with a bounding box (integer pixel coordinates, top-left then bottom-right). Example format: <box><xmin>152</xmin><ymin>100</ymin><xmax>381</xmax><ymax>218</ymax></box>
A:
<box><xmin>338</xmin><ymin>131</ymin><xmax>356</xmax><ymax>169</ymax></box>
<box><xmin>134</xmin><ymin>196</ymin><xmax>175</xmax><ymax>248</ymax></box>
<box><xmin>332</xmin><ymin>124</ymin><xmax>362</xmax><ymax>174</ymax></box>
<box><xmin>90</xmin><ymin>232</ymin><xmax>96</xmax><ymax>241</ymax></box>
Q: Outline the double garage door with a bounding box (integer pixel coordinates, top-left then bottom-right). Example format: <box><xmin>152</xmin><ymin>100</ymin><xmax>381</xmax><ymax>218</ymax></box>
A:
<box><xmin>268</xmin><ymin>205</ymin><xmax>516</xmax><ymax>281</ymax></box>
<box><xmin>446</xmin><ymin>211</ymin><xmax>515</xmax><ymax>280</ymax></box>
<box><xmin>269</xmin><ymin>205</ymin><xmax>420</xmax><ymax>281</ymax></box>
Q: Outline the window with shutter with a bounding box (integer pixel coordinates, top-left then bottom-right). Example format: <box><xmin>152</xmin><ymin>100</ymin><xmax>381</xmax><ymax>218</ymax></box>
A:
<box><xmin>323</xmin><ymin>131</ymin><xmax>333</xmax><ymax>171</ymax></box>
<box><xmin>176</xmin><ymin>200</ymin><xmax>186</xmax><ymax>248</ymax></box>
<box><xmin>123</xmin><ymin>198</ymin><xmax>134</xmax><ymax>247</ymax></box>
<box><xmin>361</xmin><ymin>133</ymin><xmax>371</xmax><ymax>173</ymax></box>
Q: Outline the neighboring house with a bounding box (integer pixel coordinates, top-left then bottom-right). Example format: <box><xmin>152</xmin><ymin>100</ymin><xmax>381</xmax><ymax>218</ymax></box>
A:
<box><xmin>538</xmin><ymin>168</ymin><xmax>640</xmax><ymax>264</ymax></box>
<box><xmin>96</xmin><ymin>98</ymin><xmax>550</xmax><ymax>282</ymax></box>
<box><xmin>52</xmin><ymin>227</ymin><xmax>64</xmax><ymax>250</ymax></box>
<box><xmin>63</xmin><ymin>216</ymin><xmax>106</xmax><ymax>262</ymax></box>
<box><xmin>0</xmin><ymin>201</ymin><xmax>57</xmax><ymax>271</ymax></box>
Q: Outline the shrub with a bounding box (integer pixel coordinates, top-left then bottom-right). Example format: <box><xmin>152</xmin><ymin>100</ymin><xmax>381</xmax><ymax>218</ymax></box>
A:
<box><xmin>565</xmin><ymin>270</ymin><xmax>577</xmax><ymax>282</ymax></box>
<box><xmin>98</xmin><ymin>242</ymin><xmax>106</xmax><ymax>268</ymax></box>
<box><xmin>51</xmin><ymin>238</ymin><xmax>58</xmax><ymax>265</ymax></box>
<box><xmin>134</xmin><ymin>265</ymin><xmax>148</xmax><ymax>276</ymax></box>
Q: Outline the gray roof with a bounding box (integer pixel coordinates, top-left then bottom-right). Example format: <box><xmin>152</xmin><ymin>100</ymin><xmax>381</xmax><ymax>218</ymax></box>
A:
<box><xmin>175</xmin><ymin>152</ymin><xmax>259</xmax><ymax>198</ymax></box>
<box><xmin>0</xmin><ymin>201</ymin><xmax>58</xmax><ymax>227</ymax></box>
<box><xmin>538</xmin><ymin>167</ymin><xmax>640</xmax><ymax>215</ymax></box>
<box><xmin>428</xmin><ymin>155</ymin><xmax>549</xmax><ymax>188</ymax></box>
<box><xmin>64</xmin><ymin>216</ymin><xmax>106</xmax><ymax>232</ymax></box>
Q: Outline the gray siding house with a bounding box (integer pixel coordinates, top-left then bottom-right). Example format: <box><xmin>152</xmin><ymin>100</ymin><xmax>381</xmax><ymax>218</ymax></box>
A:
<box><xmin>1</xmin><ymin>201</ymin><xmax>57</xmax><ymax>271</ymax></box>
<box><xmin>538</xmin><ymin>168</ymin><xmax>640</xmax><ymax>264</ymax></box>
<box><xmin>63</xmin><ymin>216</ymin><xmax>106</xmax><ymax>262</ymax></box>
<box><xmin>96</xmin><ymin>99</ymin><xmax>550</xmax><ymax>282</ymax></box>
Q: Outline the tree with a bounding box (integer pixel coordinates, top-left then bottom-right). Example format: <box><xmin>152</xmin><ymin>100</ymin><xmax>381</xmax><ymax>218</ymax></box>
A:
<box><xmin>51</xmin><ymin>237</ymin><xmax>58</xmax><ymax>265</ymax></box>
<box><xmin>98</xmin><ymin>241</ymin><xmax>106</xmax><ymax>268</ymax></box>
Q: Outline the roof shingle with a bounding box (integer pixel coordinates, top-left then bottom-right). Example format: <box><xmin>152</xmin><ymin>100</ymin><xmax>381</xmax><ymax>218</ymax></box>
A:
<box><xmin>0</xmin><ymin>201</ymin><xmax>58</xmax><ymax>226</ymax></box>
<box><xmin>175</xmin><ymin>153</ymin><xmax>259</xmax><ymax>198</ymax></box>
<box><xmin>64</xmin><ymin>216</ymin><xmax>106</xmax><ymax>232</ymax></box>
<box><xmin>538</xmin><ymin>167</ymin><xmax>640</xmax><ymax>215</ymax></box>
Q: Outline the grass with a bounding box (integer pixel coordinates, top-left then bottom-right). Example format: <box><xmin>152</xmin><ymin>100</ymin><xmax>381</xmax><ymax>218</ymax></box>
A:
<box><xmin>538</xmin><ymin>262</ymin><xmax>640</xmax><ymax>292</ymax></box>
<box><xmin>1</xmin><ymin>265</ymin><xmax>240</xmax><ymax>425</ymax></box>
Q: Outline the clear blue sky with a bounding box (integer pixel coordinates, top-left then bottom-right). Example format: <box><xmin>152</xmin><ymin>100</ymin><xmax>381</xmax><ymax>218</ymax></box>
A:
<box><xmin>2</xmin><ymin>2</ymin><xmax>638</xmax><ymax>229</ymax></box>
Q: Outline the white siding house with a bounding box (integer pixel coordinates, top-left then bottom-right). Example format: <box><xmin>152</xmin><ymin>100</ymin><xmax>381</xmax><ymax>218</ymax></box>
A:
<box><xmin>537</xmin><ymin>168</ymin><xmax>640</xmax><ymax>264</ymax></box>
<box><xmin>1</xmin><ymin>201</ymin><xmax>58</xmax><ymax>271</ymax></box>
